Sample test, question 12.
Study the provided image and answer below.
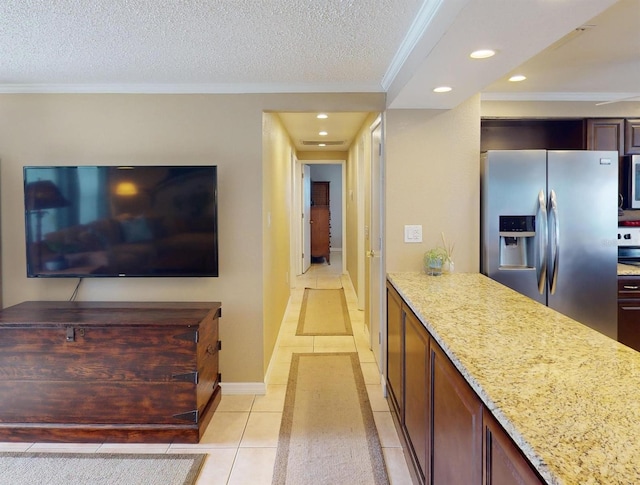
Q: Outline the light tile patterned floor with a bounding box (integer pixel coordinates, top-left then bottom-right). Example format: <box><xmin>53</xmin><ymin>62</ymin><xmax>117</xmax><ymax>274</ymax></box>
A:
<box><xmin>0</xmin><ymin>251</ymin><xmax>413</xmax><ymax>485</ymax></box>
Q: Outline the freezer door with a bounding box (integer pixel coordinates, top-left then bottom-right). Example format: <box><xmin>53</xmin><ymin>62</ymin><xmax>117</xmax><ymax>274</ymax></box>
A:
<box><xmin>547</xmin><ymin>150</ymin><xmax>618</xmax><ymax>339</ymax></box>
<box><xmin>481</xmin><ymin>150</ymin><xmax>547</xmax><ymax>304</ymax></box>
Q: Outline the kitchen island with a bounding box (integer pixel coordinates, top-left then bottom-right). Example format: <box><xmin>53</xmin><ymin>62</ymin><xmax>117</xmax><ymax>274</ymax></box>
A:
<box><xmin>387</xmin><ymin>272</ymin><xmax>640</xmax><ymax>485</ymax></box>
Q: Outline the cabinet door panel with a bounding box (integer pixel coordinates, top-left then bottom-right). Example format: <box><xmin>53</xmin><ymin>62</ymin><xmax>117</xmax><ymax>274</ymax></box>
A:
<box><xmin>404</xmin><ymin>308</ymin><xmax>429</xmax><ymax>482</ymax></box>
<box><xmin>386</xmin><ymin>284</ymin><xmax>404</xmax><ymax>417</ymax></box>
<box><xmin>586</xmin><ymin>118</ymin><xmax>624</xmax><ymax>151</ymax></box>
<box><xmin>618</xmin><ymin>302</ymin><xmax>640</xmax><ymax>352</ymax></box>
<box><xmin>484</xmin><ymin>409</ymin><xmax>544</xmax><ymax>485</ymax></box>
<box><xmin>625</xmin><ymin>119</ymin><xmax>640</xmax><ymax>154</ymax></box>
<box><xmin>432</xmin><ymin>341</ymin><xmax>482</xmax><ymax>485</ymax></box>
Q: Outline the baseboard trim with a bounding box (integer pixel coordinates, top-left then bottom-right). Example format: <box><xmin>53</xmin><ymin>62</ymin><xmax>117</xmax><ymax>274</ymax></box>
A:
<box><xmin>220</xmin><ymin>382</ymin><xmax>266</xmax><ymax>395</ymax></box>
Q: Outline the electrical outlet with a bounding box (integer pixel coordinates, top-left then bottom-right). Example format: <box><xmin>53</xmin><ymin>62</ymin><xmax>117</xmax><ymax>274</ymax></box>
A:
<box><xmin>404</xmin><ymin>225</ymin><xmax>422</xmax><ymax>243</ymax></box>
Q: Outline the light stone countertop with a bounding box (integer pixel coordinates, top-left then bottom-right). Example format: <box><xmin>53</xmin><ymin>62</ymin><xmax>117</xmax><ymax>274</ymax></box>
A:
<box><xmin>618</xmin><ymin>263</ymin><xmax>640</xmax><ymax>276</ymax></box>
<box><xmin>387</xmin><ymin>272</ymin><xmax>640</xmax><ymax>485</ymax></box>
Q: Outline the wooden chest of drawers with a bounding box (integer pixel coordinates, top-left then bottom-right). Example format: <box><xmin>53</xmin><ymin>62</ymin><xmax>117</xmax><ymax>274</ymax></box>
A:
<box><xmin>0</xmin><ymin>301</ymin><xmax>222</xmax><ymax>443</ymax></box>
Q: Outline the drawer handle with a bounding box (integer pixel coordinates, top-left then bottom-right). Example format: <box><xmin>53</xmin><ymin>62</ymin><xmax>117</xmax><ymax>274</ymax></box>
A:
<box><xmin>206</xmin><ymin>344</ymin><xmax>215</xmax><ymax>356</ymax></box>
<box><xmin>623</xmin><ymin>285</ymin><xmax>640</xmax><ymax>290</ymax></box>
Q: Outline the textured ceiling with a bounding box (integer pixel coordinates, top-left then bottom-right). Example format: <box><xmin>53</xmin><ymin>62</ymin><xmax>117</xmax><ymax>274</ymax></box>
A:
<box><xmin>1</xmin><ymin>0</ymin><xmax>637</xmax><ymax>151</ymax></box>
<box><xmin>0</xmin><ymin>0</ymin><xmax>422</xmax><ymax>90</ymax></box>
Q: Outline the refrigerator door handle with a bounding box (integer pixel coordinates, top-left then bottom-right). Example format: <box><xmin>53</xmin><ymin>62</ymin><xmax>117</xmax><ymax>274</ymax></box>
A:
<box><xmin>535</xmin><ymin>190</ymin><xmax>548</xmax><ymax>294</ymax></box>
<box><xmin>548</xmin><ymin>189</ymin><xmax>560</xmax><ymax>295</ymax></box>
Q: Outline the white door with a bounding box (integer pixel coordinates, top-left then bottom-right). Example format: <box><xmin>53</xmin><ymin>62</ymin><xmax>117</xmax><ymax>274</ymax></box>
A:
<box><xmin>302</xmin><ymin>164</ymin><xmax>311</xmax><ymax>273</ymax></box>
<box><xmin>369</xmin><ymin>119</ymin><xmax>384</xmax><ymax>369</ymax></box>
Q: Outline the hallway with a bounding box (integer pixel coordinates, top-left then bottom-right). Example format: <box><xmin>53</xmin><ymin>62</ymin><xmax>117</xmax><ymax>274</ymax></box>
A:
<box><xmin>195</xmin><ymin>251</ymin><xmax>412</xmax><ymax>483</ymax></box>
<box><xmin>0</xmin><ymin>252</ymin><xmax>412</xmax><ymax>484</ymax></box>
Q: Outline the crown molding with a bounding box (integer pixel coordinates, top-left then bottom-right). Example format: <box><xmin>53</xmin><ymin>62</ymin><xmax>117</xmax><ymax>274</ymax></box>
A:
<box><xmin>0</xmin><ymin>82</ymin><xmax>384</xmax><ymax>95</ymax></box>
<box><xmin>481</xmin><ymin>92</ymin><xmax>640</xmax><ymax>102</ymax></box>
<box><xmin>381</xmin><ymin>0</ymin><xmax>444</xmax><ymax>91</ymax></box>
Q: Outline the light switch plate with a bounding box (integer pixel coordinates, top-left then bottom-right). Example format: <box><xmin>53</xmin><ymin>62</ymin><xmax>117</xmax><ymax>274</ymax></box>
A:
<box><xmin>404</xmin><ymin>225</ymin><xmax>422</xmax><ymax>243</ymax></box>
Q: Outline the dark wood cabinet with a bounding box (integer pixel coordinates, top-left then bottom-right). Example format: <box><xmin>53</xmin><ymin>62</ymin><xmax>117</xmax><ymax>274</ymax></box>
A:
<box><xmin>483</xmin><ymin>409</ymin><xmax>545</xmax><ymax>485</ymax></box>
<box><xmin>310</xmin><ymin>206</ymin><xmax>331</xmax><ymax>264</ymax></box>
<box><xmin>405</xmin><ymin>309</ymin><xmax>430</xmax><ymax>482</ymax></box>
<box><xmin>431</xmin><ymin>340</ymin><xmax>483</xmax><ymax>485</ymax></box>
<box><xmin>586</xmin><ymin>118</ymin><xmax>625</xmax><ymax>191</ymax></box>
<box><xmin>311</xmin><ymin>181</ymin><xmax>330</xmax><ymax>205</ymax></box>
<box><xmin>386</xmin><ymin>284</ymin><xmax>404</xmax><ymax>418</ymax></box>
<box><xmin>387</xmin><ymin>282</ymin><xmax>543</xmax><ymax>485</ymax></box>
<box><xmin>0</xmin><ymin>301</ymin><xmax>222</xmax><ymax>443</ymax></box>
<box><xmin>481</xmin><ymin>119</ymin><xmax>585</xmax><ymax>152</ymax></box>
<box><xmin>586</xmin><ymin>118</ymin><xmax>624</xmax><ymax>152</ymax></box>
<box><xmin>310</xmin><ymin>181</ymin><xmax>331</xmax><ymax>264</ymax></box>
<box><xmin>618</xmin><ymin>276</ymin><xmax>640</xmax><ymax>352</ymax></box>
<box><xmin>625</xmin><ymin>119</ymin><xmax>640</xmax><ymax>154</ymax></box>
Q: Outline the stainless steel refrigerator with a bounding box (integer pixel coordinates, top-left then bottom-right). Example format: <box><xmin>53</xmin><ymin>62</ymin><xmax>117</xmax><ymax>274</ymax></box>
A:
<box><xmin>480</xmin><ymin>150</ymin><xmax>618</xmax><ymax>339</ymax></box>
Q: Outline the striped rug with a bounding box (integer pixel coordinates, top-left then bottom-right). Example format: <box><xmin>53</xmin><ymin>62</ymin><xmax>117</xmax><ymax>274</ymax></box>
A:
<box><xmin>296</xmin><ymin>288</ymin><xmax>353</xmax><ymax>336</ymax></box>
<box><xmin>272</xmin><ymin>352</ymin><xmax>389</xmax><ymax>485</ymax></box>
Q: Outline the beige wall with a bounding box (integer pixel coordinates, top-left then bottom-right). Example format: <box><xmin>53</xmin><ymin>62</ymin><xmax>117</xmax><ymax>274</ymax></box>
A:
<box><xmin>385</xmin><ymin>95</ymin><xmax>481</xmax><ymax>274</ymax></box>
<box><xmin>262</xmin><ymin>113</ymin><xmax>294</xmax><ymax>372</ymax></box>
<box><xmin>0</xmin><ymin>92</ymin><xmax>385</xmax><ymax>384</ymax></box>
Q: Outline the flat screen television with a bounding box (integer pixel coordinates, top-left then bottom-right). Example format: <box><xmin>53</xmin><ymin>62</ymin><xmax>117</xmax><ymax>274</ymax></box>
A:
<box><xmin>24</xmin><ymin>165</ymin><xmax>218</xmax><ymax>278</ymax></box>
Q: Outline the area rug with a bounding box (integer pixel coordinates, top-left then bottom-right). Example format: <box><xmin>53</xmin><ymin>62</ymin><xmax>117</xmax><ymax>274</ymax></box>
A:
<box><xmin>0</xmin><ymin>452</ymin><xmax>206</xmax><ymax>485</ymax></box>
<box><xmin>296</xmin><ymin>288</ymin><xmax>353</xmax><ymax>336</ymax></box>
<box><xmin>272</xmin><ymin>353</ymin><xmax>389</xmax><ymax>485</ymax></box>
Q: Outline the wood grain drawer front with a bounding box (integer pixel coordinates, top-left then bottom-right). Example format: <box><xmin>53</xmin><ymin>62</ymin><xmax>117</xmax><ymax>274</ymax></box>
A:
<box><xmin>0</xmin><ymin>326</ymin><xmax>196</xmax><ymax>381</ymax></box>
<box><xmin>0</xmin><ymin>381</ymin><xmax>197</xmax><ymax>424</ymax></box>
<box><xmin>618</xmin><ymin>301</ymin><xmax>640</xmax><ymax>352</ymax></box>
<box><xmin>618</xmin><ymin>277</ymin><xmax>640</xmax><ymax>297</ymax></box>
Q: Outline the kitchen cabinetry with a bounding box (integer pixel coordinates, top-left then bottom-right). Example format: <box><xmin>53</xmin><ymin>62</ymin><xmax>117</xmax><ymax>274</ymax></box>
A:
<box><xmin>586</xmin><ymin>118</ymin><xmax>624</xmax><ymax>152</ymax></box>
<box><xmin>586</xmin><ymin>118</ymin><xmax>625</xmax><ymax>190</ymax></box>
<box><xmin>617</xmin><ymin>276</ymin><xmax>640</xmax><ymax>352</ymax></box>
<box><xmin>625</xmin><ymin>119</ymin><xmax>640</xmax><ymax>154</ymax></box>
<box><xmin>386</xmin><ymin>283</ymin><xmax>404</xmax><ymax>417</ymax></box>
<box><xmin>432</xmin><ymin>340</ymin><xmax>482</xmax><ymax>484</ymax></box>
<box><xmin>481</xmin><ymin>119</ymin><xmax>584</xmax><ymax>152</ymax></box>
<box><xmin>0</xmin><ymin>301</ymin><xmax>222</xmax><ymax>443</ymax></box>
<box><xmin>483</xmin><ymin>409</ymin><xmax>544</xmax><ymax>485</ymax></box>
<box><xmin>386</xmin><ymin>282</ymin><xmax>543</xmax><ymax>485</ymax></box>
<box><xmin>405</xmin><ymin>308</ymin><xmax>430</xmax><ymax>482</ymax></box>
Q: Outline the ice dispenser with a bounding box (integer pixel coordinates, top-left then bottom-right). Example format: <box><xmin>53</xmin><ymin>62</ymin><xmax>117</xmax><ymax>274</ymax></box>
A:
<box><xmin>499</xmin><ymin>216</ymin><xmax>535</xmax><ymax>269</ymax></box>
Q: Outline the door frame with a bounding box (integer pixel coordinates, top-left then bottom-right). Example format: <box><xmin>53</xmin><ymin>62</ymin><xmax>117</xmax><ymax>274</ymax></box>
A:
<box><xmin>291</xmin><ymin>159</ymin><xmax>347</xmax><ymax>278</ymax></box>
<box><xmin>367</xmin><ymin>116</ymin><xmax>385</xmax><ymax>375</ymax></box>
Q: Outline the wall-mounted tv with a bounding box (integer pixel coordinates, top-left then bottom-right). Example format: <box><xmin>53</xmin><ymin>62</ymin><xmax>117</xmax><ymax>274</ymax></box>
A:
<box><xmin>24</xmin><ymin>165</ymin><xmax>218</xmax><ymax>278</ymax></box>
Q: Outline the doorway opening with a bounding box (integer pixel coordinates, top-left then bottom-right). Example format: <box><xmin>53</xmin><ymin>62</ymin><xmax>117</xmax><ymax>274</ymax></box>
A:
<box><xmin>293</xmin><ymin>160</ymin><xmax>347</xmax><ymax>277</ymax></box>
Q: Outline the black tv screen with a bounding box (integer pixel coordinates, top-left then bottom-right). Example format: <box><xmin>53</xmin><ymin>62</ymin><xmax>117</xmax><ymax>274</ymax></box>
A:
<box><xmin>24</xmin><ymin>166</ymin><xmax>218</xmax><ymax>278</ymax></box>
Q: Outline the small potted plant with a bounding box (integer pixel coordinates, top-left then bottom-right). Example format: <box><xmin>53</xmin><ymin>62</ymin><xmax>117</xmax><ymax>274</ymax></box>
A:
<box><xmin>440</xmin><ymin>232</ymin><xmax>455</xmax><ymax>273</ymax></box>
<box><xmin>423</xmin><ymin>247</ymin><xmax>448</xmax><ymax>276</ymax></box>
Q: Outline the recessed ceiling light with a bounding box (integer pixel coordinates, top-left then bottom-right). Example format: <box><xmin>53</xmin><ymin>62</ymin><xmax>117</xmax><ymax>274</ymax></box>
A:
<box><xmin>318</xmin><ymin>143</ymin><xmax>326</xmax><ymax>147</ymax></box>
<box><xmin>433</xmin><ymin>86</ymin><xmax>452</xmax><ymax>93</ymax></box>
<box><xmin>317</xmin><ymin>113</ymin><xmax>328</xmax><ymax>119</ymax></box>
<box><xmin>470</xmin><ymin>49</ymin><xmax>495</xmax><ymax>59</ymax></box>
<box><xmin>509</xmin><ymin>74</ymin><xmax>527</xmax><ymax>82</ymax></box>
<box><xmin>319</xmin><ymin>131</ymin><xmax>328</xmax><ymax>136</ymax></box>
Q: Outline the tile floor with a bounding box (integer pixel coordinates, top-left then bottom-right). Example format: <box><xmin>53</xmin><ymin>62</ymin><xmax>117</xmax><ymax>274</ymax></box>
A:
<box><xmin>0</xmin><ymin>251</ymin><xmax>412</xmax><ymax>484</ymax></box>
